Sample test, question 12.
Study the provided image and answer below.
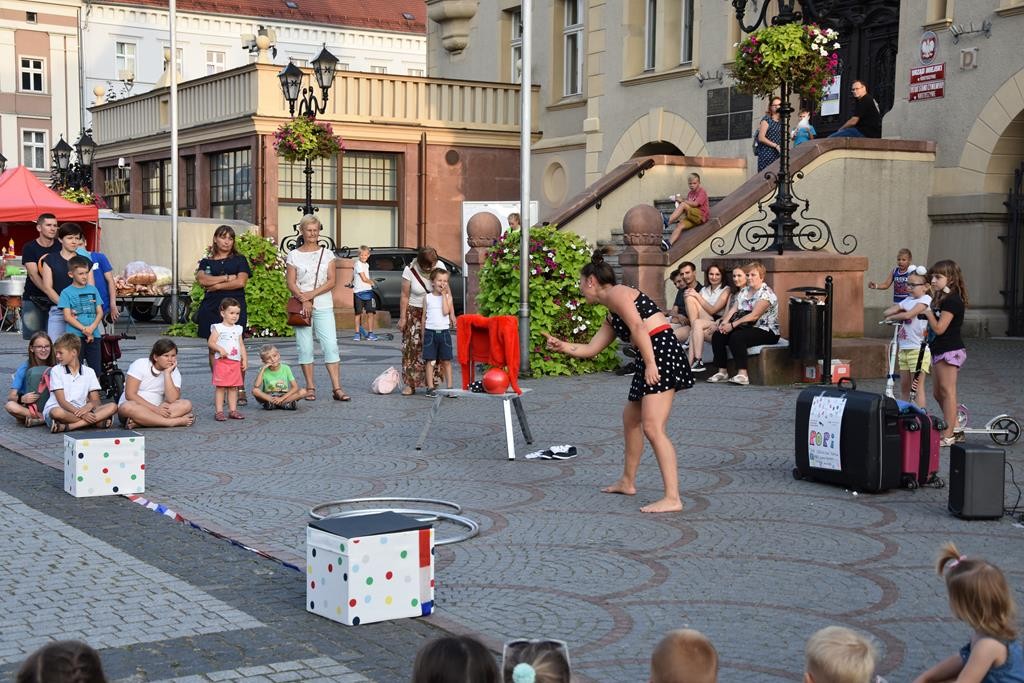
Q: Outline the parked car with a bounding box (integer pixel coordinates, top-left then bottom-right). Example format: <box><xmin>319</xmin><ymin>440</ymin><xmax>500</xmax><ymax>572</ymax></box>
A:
<box><xmin>334</xmin><ymin>247</ymin><xmax>466</xmax><ymax>316</ymax></box>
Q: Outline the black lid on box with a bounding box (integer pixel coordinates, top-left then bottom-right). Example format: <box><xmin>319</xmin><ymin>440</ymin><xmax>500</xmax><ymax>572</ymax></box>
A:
<box><xmin>309</xmin><ymin>511</ymin><xmax>431</xmax><ymax>537</ymax></box>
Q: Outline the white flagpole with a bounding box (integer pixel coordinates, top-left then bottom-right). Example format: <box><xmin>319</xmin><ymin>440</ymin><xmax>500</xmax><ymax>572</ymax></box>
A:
<box><xmin>518</xmin><ymin>0</ymin><xmax>532</xmax><ymax>374</ymax></box>
<box><xmin>169</xmin><ymin>0</ymin><xmax>180</xmax><ymax>325</ymax></box>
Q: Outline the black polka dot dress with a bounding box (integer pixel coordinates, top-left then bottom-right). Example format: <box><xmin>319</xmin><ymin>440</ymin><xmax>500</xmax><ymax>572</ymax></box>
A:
<box><xmin>756</xmin><ymin>115</ymin><xmax>783</xmax><ymax>172</ymax></box>
<box><xmin>608</xmin><ymin>291</ymin><xmax>695</xmax><ymax>402</ymax></box>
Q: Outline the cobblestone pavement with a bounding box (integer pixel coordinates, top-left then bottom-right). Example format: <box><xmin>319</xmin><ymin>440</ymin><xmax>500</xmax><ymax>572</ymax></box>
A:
<box><xmin>2</xmin><ymin>324</ymin><xmax>1024</xmax><ymax>682</ymax></box>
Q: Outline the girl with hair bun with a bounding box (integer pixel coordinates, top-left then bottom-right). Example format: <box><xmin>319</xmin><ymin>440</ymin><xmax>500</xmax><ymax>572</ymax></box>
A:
<box><xmin>913</xmin><ymin>542</ymin><xmax>1024</xmax><ymax>682</ymax></box>
<box><xmin>924</xmin><ymin>259</ymin><xmax>969</xmax><ymax>446</ymax></box>
<box><xmin>17</xmin><ymin>640</ymin><xmax>107</xmax><ymax>683</ymax></box>
<box><xmin>544</xmin><ymin>247</ymin><xmax>693</xmax><ymax>513</ymax></box>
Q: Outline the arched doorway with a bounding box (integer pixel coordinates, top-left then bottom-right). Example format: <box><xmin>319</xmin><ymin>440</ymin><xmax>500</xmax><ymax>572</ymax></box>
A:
<box><xmin>814</xmin><ymin>0</ymin><xmax>901</xmax><ymax>136</ymax></box>
<box><xmin>631</xmin><ymin>141</ymin><xmax>685</xmax><ymax>157</ymax></box>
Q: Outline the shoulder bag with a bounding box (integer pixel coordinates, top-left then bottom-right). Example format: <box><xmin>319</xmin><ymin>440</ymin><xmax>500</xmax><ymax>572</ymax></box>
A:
<box><xmin>287</xmin><ymin>248</ymin><xmax>324</xmax><ymax>327</ymax></box>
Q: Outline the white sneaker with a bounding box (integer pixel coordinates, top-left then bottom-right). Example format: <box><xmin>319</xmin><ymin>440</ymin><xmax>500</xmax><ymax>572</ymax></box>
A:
<box><xmin>706</xmin><ymin>371</ymin><xmax>729</xmax><ymax>383</ymax></box>
<box><xmin>729</xmin><ymin>374</ymin><xmax>750</xmax><ymax>385</ymax></box>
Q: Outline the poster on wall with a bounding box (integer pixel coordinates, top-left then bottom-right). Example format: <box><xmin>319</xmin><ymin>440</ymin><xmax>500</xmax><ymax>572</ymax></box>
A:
<box><xmin>807</xmin><ymin>394</ymin><xmax>846</xmax><ymax>471</ymax></box>
<box><xmin>460</xmin><ymin>201</ymin><xmax>539</xmax><ymax>271</ymax></box>
<box><xmin>820</xmin><ymin>76</ymin><xmax>841</xmax><ymax>117</ymax></box>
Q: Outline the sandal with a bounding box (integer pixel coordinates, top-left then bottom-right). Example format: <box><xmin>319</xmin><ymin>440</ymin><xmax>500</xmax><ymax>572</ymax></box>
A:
<box><xmin>215</xmin><ymin>411</ymin><xmax>227</xmax><ymax>422</ymax></box>
<box><xmin>401</xmin><ymin>387</ymin><xmax>414</xmax><ymax>396</ymax></box>
<box><xmin>50</xmin><ymin>421</ymin><xmax>68</xmax><ymax>434</ymax></box>
<box><xmin>124</xmin><ymin>417</ymin><xmax>137</xmax><ymax>430</ymax></box>
<box><xmin>24</xmin><ymin>416</ymin><xmax>45</xmax><ymax>428</ymax></box>
<box><xmin>236</xmin><ymin>390</ymin><xmax>248</xmax><ymax>406</ymax></box>
<box><xmin>183</xmin><ymin>413</ymin><xmax>196</xmax><ymax>427</ymax></box>
<box><xmin>332</xmin><ymin>388</ymin><xmax>351</xmax><ymax>402</ymax></box>
<box><xmin>228</xmin><ymin>410</ymin><xmax>246</xmax><ymax>420</ymax></box>
<box><xmin>100</xmin><ymin>418</ymin><xmax>113</xmax><ymax>429</ymax></box>
<box><xmin>305</xmin><ymin>387</ymin><xmax>317</xmax><ymax>401</ymax></box>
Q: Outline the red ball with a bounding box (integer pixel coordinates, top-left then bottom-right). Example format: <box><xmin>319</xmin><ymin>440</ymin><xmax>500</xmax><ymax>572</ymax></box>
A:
<box><xmin>482</xmin><ymin>368</ymin><xmax>510</xmax><ymax>394</ymax></box>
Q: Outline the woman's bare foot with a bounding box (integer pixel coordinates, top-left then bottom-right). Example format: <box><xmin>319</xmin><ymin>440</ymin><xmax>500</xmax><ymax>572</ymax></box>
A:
<box><xmin>600</xmin><ymin>478</ymin><xmax>637</xmax><ymax>495</ymax></box>
<box><xmin>640</xmin><ymin>497</ymin><xmax>684</xmax><ymax>513</ymax></box>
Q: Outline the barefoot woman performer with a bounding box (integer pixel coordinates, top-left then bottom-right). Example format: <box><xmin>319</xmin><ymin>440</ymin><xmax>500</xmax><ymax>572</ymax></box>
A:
<box><xmin>544</xmin><ymin>246</ymin><xmax>693</xmax><ymax>513</ymax></box>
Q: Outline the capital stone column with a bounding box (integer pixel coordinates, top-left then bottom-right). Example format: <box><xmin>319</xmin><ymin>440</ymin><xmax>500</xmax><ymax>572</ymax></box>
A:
<box><xmin>465</xmin><ymin>211</ymin><xmax>501</xmax><ymax>314</ymax></box>
<box><xmin>618</xmin><ymin>204</ymin><xmax>668</xmax><ymax>310</ymax></box>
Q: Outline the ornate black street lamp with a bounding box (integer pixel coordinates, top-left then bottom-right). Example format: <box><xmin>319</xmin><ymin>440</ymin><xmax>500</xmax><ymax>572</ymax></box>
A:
<box><xmin>50</xmin><ymin>130</ymin><xmax>96</xmax><ymax>191</ymax></box>
<box><xmin>714</xmin><ymin>0</ymin><xmax>856</xmax><ymax>256</ymax></box>
<box><xmin>277</xmin><ymin>44</ymin><xmax>340</xmax><ymax>249</ymax></box>
<box><xmin>0</xmin><ymin>151</ymin><xmax>7</xmax><ymax>173</ymax></box>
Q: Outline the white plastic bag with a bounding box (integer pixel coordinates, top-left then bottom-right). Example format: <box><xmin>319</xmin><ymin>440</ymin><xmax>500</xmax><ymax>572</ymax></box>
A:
<box><xmin>371</xmin><ymin>366</ymin><xmax>400</xmax><ymax>394</ymax></box>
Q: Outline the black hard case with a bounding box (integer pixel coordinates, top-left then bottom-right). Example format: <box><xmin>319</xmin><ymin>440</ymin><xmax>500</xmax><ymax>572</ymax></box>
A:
<box><xmin>794</xmin><ymin>383</ymin><xmax>902</xmax><ymax>493</ymax></box>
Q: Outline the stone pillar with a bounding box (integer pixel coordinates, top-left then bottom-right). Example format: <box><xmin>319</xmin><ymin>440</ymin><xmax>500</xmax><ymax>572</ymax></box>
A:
<box><xmin>701</xmin><ymin>251</ymin><xmax>869</xmax><ymax>338</ymax></box>
<box><xmin>618</xmin><ymin>204</ymin><xmax>669</xmax><ymax>310</ymax></box>
<box><xmin>464</xmin><ymin>211</ymin><xmax>501</xmax><ymax>314</ymax></box>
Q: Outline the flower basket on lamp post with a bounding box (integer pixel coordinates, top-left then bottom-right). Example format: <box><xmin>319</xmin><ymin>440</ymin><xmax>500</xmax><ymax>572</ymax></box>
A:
<box><xmin>714</xmin><ymin>20</ymin><xmax>855</xmax><ymax>256</ymax></box>
<box><xmin>272</xmin><ymin>117</ymin><xmax>344</xmax><ymax>251</ymax></box>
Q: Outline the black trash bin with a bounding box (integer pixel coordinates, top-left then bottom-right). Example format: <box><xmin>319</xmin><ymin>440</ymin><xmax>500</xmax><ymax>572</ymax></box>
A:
<box><xmin>788</xmin><ymin>287</ymin><xmax>828</xmax><ymax>361</ymax></box>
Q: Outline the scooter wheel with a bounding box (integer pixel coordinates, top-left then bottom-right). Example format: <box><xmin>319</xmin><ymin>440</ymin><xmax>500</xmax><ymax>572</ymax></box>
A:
<box><xmin>990</xmin><ymin>417</ymin><xmax>1021</xmax><ymax>446</ymax></box>
<box><xmin>109</xmin><ymin>371</ymin><xmax>125</xmax><ymax>401</ymax></box>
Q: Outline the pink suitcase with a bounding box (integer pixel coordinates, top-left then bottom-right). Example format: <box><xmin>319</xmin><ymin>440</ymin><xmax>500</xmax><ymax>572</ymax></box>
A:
<box><xmin>897</xmin><ymin>401</ymin><xmax>943</xmax><ymax>488</ymax></box>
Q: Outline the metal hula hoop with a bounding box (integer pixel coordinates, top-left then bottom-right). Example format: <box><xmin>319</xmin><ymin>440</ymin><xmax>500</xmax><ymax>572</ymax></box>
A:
<box><xmin>308</xmin><ymin>497</ymin><xmax>479</xmax><ymax>546</ymax></box>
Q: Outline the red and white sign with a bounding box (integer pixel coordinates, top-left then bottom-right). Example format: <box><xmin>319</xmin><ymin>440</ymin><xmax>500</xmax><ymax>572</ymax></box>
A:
<box><xmin>909</xmin><ymin>63</ymin><xmax>945</xmax><ymax>101</ymax></box>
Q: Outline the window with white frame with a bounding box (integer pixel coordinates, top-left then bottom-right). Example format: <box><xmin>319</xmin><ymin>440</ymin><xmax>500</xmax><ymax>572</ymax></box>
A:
<box><xmin>563</xmin><ymin>0</ymin><xmax>583</xmax><ymax>96</ymax></box>
<box><xmin>510</xmin><ymin>8</ymin><xmax>523</xmax><ymax>83</ymax></box>
<box><xmin>370</xmin><ymin>65</ymin><xmax>387</xmax><ymax>74</ymax></box>
<box><xmin>22</xmin><ymin>130</ymin><xmax>47</xmax><ymax>170</ymax></box>
<box><xmin>407</xmin><ymin>68</ymin><xmax>424</xmax><ymax>76</ymax></box>
<box><xmin>115</xmin><ymin>42</ymin><xmax>137</xmax><ymax>80</ymax></box>
<box><xmin>175</xmin><ymin>47</ymin><xmax>184</xmax><ymax>76</ymax></box>
<box><xmin>680</xmin><ymin>0</ymin><xmax>695</xmax><ymax>64</ymax></box>
<box><xmin>644</xmin><ymin>0</ymin><xmax>657</xmax><ymax>71</ymax></box>
<box><xmin>20</xmin><ymin>57</ymin><xmax>45</xmax><ymax>92</ymax></box>
<box><xmin>206</xmin><ymin>50</ymin><xmax>226</xmax><ymax>75</ymax></box>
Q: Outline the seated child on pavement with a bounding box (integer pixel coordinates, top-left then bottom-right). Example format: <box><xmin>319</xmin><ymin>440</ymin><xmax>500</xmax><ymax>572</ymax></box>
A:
<box><xmin>252</xmin><ymin>344</ymin><xmax>306</xmax><ymax>410</ymax></box>
<box><xmin>43</xmin><ymin>333</ymin><xmax>117</xmax><ymax>433</ymax></box>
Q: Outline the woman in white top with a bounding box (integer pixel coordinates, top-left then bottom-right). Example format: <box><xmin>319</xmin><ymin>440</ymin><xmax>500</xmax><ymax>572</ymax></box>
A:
<box><xmin>682</xmin><ymin>264</ymin><xmax>730</xmax><ymax>372</ymax></box>
<box><xmin>397</xmin><ymin>247</ymin><xmax>446</xmax><ymax>395</ymax></box>
<box><xmin>285</xmin><ymin>215</ymin><xmax>349</xmax><ymax>402</ymax></box>
<box><xmin>117</xmin><ymin>338</ymin><xmax>194</xmax><ymax>428</ymax></box>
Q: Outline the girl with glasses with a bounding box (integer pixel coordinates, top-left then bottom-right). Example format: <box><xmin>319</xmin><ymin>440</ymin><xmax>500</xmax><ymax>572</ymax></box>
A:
<box><xmin>883</xmin><ymin>267</ymin><xmax>932</xmax><ymax>407</ymax></box>
<box><xmin>4</xmin><ymin>331</ymin><xmax>54</xmax><ymax>427</ymax></box>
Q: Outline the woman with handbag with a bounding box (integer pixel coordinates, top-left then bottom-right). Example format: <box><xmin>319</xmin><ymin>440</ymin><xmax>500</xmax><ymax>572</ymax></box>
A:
<box><xmin>195</xmin><ymin>225</ymin><xmax>251</xmax><ymax>403</ymax></box>
<box><xmin>285</xmin><ymin>215</ymin><xmax>349</xmax><ymax>402</ymax></box>
<box><xmin>397</xmin><ymin>247</ymin><xmax>445</xmax><ymax>396</ymax></box>
<box><xmin>706</xmin><ymin>261</ymin><xmax>780</xmax><ymax>385</ymax></box>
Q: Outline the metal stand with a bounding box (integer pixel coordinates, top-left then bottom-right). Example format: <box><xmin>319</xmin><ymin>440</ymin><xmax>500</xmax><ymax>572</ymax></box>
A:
<box><xmin>415</xmin><ymin>388</ymin><xmax>533</xmax><ymax>460</ymax></box>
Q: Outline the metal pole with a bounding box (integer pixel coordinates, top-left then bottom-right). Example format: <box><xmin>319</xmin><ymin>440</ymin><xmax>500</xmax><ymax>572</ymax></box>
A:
<box><xmin>820</xmin><ymin>275</ymin><xmax>834</xmax><ymax>385</ymax></box>
<box><xmin>518</xmin><ymin>0</ymin><xmax>532</xmax><ymax>374</ymax></box>
<box><xmin>169</xmin><ymin>0</ymin><xmax>180</xmax><ymax>325</ymax></box>
<box><xmin>303</xmin><ymin>158</ymin><xmax>314</xmax><ymax>216</ymax></box>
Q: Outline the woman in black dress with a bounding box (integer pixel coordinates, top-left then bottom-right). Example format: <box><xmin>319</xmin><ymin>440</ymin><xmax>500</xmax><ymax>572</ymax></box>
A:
<box><xmin>544</xmin><ymin>248</ymin><xmax>693</xmax><ymax>513</ymax></box>
<box><xmin>755</xmin><ymin>97</ymin><xmax>783</xmax><ymax>172</ymax></box>
<box><xmin>195</xmin><ymin>225</ymin><xmax>251</xmax><ymax>402</ymax></box>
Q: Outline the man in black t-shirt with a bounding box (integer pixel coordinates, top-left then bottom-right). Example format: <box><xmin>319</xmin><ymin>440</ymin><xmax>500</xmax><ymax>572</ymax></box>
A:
<box><xmin>829</xmin><ymin>80</ymin><xmax>882</xmax><ymax>139</ymax></box>
<box><xmin>20</xmin><ymin>213</ymin><xmax>61</xmax><ymax>340</ymax></box>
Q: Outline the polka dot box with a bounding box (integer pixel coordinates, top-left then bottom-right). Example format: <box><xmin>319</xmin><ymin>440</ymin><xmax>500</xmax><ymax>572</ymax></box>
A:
<box><xmin>306</xmin><ymin>511</ymin><xmax>435</xmax><ymax>626</ymax></box>
<box><xmin>64</xmin><ymin>430</ymin><xmax>145</xmax><ymax>498</ymax></box>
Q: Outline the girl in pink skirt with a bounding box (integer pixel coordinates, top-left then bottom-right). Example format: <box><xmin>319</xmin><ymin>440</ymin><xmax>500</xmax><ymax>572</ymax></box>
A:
<box><xmin>208</xmin><ymin>297</ymin><xmax>247</xmax><ymax>421</ymax></box>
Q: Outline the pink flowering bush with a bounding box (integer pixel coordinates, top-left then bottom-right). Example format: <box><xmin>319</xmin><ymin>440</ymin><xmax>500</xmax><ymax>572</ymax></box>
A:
<box><xmin>273</xmin><ymin>117</ymin><xmax>344</xmax><ymax>162</ymax></box>
<box><xmin>730</xmin><ymin>23</ymin><xmax>840</xmax><ymax>106</ymax></box>
<box><xmin>477</xmin><ymin>226</ymin><xmax>619</xmax><ymax>377</ymax></box>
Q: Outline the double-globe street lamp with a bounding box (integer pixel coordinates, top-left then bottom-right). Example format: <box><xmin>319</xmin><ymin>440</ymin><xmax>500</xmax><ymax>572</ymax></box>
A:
<box><xmin>714</xmin><ymin>0</ymin><xmax>855</xmax><ymax>256</ymax></box>
<box><xmin>0</xmin><ymin>152</ymin><xmax>7</xmax><ymax>173</ymax></box>
<box><xmin>277</xmin><ymin>45</ymin><xmax>339</xmax><ymax>250</ymax></box>
<box><xmin>50</xmin><ymin>130</ymin><xmax>97</xmax><ymax>191</ymax></box>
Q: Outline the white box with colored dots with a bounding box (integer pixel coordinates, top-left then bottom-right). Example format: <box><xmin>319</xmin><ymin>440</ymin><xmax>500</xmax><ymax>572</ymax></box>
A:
<box><xmin>63</xmin><ymin>430</ymin><xmax>145</xmax><ymax>498</ymax></box>
<box><xmin>306</xmin><ymin>511</ymin><xmax>434</xmax><ymax>626</ymax></box>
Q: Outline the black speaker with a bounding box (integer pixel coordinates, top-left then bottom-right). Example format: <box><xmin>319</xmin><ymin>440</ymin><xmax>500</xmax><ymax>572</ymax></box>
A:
<box><xmin>948</xmin><ymin>444</ymin><xmax>1005</xmax><ymax>520</ymax></box>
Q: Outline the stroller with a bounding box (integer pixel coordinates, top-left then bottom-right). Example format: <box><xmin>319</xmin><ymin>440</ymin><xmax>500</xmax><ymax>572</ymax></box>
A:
<box><xmin>99</xmin><ymin>333</ymin><xmax>134</xmax><ymax>400</ymax></box>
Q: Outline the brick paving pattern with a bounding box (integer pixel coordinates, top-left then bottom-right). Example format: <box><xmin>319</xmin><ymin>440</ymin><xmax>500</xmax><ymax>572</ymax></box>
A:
<box><xmin>2</xmin><ymin>326</ymin><xmax>1023</xmax><ymax>682</ymax></box>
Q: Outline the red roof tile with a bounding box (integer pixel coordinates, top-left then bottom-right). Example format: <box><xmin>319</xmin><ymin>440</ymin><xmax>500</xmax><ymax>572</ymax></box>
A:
<box><xmin>105</xmin><ymin>0</ymin><xmax>426</xmax><ymax>34</ymax></box>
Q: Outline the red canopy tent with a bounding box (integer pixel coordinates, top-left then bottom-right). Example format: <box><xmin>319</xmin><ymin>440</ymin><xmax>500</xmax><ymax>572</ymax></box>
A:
<box><xmin>0</xmin><ymin>166</ymin><xmax>100</xmax><ymax>252</ymax></box>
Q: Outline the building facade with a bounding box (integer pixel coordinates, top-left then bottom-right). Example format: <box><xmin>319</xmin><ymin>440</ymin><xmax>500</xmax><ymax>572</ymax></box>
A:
<box><xmin>89</xmin><ymin>62</ymin><xmax>535</xmax><ymax>263</ymax></box>
<box><xmin>0</xmin><ymin>0</ymin><xmax>83</xmax><ymax>181</ymax></box>
<box><xmin>425</xmin><ymin>0</ymin><xmax>1024</xmax><ymax>332</ymax></box>
<box><xmin>82</xmin><ymin>0</ymin><xmax>428</xmax><ymax>122</ymax></box>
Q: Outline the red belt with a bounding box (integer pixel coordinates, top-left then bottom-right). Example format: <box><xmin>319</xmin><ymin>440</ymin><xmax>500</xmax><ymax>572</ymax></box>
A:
<box><xmin>648</xmin><ymin>324</ymin><xmax>672</xmax><ymax>337</ymax></box>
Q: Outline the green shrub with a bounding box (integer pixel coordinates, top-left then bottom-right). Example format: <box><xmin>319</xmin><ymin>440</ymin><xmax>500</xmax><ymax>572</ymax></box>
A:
<box><xmin>165</xmin><ymin>231</ymin><xmax>294</xmax><ymax>338</ymax></box>
<box><xmin>477</xmin><ymin>226</ymin><xmax>620</xmax><ymax>377</ymax></box>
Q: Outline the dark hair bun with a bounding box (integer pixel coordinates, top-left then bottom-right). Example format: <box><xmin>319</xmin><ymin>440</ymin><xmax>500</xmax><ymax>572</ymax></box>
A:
<box><xmin>591</xmin><ymin>248</ymin><xmax>607</xmax><ymax>265</ymax></box>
